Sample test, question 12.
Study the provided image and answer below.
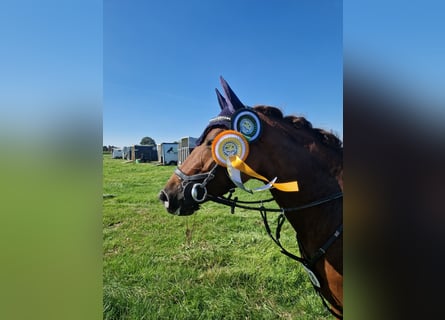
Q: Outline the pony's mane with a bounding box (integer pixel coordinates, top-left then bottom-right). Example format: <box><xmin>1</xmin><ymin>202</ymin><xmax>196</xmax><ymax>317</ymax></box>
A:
<box><xmin>253</xmin><ymin>105</ymin><xmax>343</xmax><ymax>150</ymax></box>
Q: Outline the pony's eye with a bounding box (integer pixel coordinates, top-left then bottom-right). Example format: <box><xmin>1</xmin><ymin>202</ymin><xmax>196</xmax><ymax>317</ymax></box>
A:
<box><xmin>206</xmin><ymin>139</ymin><xmax>214</xmax><ymax>146</ymax></box>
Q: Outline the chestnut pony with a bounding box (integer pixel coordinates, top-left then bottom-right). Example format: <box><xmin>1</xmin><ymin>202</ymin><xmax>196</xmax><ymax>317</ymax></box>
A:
<box><xmin>159</xmin><ymin>77</ymin><xmax>343</xmax><ymax>318</ymax></box>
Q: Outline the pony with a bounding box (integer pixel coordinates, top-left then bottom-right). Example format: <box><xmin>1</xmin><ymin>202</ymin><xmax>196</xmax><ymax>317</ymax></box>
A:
<box><xmin>159</xmin><ymin>77</ymin><xmax>343</xmax><ymax>318</ymax></box>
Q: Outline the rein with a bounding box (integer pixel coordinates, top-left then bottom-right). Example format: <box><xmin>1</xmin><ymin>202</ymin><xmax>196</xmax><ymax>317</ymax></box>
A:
<box><xmin>175</xmin><ymin>165</ymin><xmax>343</xmax><ymax>318</ymax></box>
<box><xmin>207</xmin><ymin>191</ymin><xmax>342</xmax><ymax>266</ymax></box>
<box><xmin>207</xmin><ymin>191</ymin><xmax>342</xmax><ymax>213</ymax></box>
<box><xmin>208</xmin><ymin>191</ymin><xmax>344</xmax><ymax>319</ymax></box>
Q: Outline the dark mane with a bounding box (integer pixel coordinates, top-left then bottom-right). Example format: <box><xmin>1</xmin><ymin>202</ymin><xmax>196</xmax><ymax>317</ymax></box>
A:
<box><xmin>253</xmin><ymin>105</ymin><xmax>343</xmax><ymax>150</ymax></box>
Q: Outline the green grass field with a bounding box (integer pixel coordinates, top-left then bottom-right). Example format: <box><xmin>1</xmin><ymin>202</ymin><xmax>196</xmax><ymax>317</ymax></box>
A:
<box><xmin>103</xmin><ymin>154</ymin><xmax>331</xmax><ymax>319</ymax></box>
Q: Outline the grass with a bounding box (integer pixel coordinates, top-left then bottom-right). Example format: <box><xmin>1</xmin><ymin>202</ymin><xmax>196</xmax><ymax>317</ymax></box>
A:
<box><xmin>103</xmin><ymin>154</ymin><xmax>331</xmax><ymax>319</ymax></box>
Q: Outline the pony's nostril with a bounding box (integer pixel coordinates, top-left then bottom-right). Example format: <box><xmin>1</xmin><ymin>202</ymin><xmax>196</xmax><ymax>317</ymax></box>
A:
<box><xmin>159</xmin><ymin>190</ymin><xmax>166</xmax><ymax>201</ymax></box>
<box><xmin>159</xmin><ymin>190</ymin><xmax>169</xmax><ymax>208</ymax></box>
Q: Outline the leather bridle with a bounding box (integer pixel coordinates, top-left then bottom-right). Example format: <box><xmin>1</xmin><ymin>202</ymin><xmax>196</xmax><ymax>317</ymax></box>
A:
<box><xmin>174</xmin><ymin>163</ymin><xmax>219</xmax><ymax>204</ymax></box>
<box><xmin>172</xmin><ymin>167</ymin><xmax>344</xmax><ymax>318</ymax></box>
<box><xmin>172</xmin><ymin>112</ymin><xmax>343</xmax><ymax>318</ymax></box>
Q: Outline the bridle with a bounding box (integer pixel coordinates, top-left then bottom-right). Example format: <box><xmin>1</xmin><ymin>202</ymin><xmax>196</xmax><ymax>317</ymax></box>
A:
<box><xmin>174</xmin><ymin>163</ymin><xmax>219</xmax><ymax>204</ymax></box>
<box><xmin>172</xmin><ymin>114</ymin><xmax>231</xmax><ymax>205</ymax></box>
<box><xmin>173</xmin><ymin>108</ymin><xmax>343</xmax><ymax>318</ymax></box>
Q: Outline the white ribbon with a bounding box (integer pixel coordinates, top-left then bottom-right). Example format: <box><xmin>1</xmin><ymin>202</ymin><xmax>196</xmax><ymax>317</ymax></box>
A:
<box><xmin>226</xmin><ymin>158</ymin><xmax>277</xmax><ymax>193</ymax></box>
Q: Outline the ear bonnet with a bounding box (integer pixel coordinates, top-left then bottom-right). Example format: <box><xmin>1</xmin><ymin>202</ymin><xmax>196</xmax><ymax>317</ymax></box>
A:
<box><xmin>196</xmin><ymin>76</ymin><xmax>261</xmax><ymax>145</ymax></box>
<box><xmin>195</xmin><ymin>77</ymin><xmax>298</xmax><ymax>193</ymax></box>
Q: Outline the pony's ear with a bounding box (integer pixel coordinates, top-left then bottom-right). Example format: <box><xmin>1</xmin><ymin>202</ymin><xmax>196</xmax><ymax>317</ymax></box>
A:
<box><xmin>220</xmin><ymin>76</ymin><xmax>245</xmax><ymax>112</ymax></box>
<box><xmin>215</xmin><ymin>88</ymin><xmax>228</xmax><ymax>110</ymax></box>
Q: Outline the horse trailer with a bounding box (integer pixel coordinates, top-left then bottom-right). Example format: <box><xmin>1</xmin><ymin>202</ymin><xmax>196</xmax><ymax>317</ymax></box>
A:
<box><xmin>111</xmin><ymin>148</ymin><xmax>123</xmax><ymax>159</ymax></box>
<box><xmin>130</xmin><ymin>145</ymin><xmax>158</xmax><ymax>162</ymax></box>
<box><xmin>122</xmin><ymin>146</ymin><xmax>132</xmax><ymax>160</ymax></box>
<box><xmin>178</xmin><ymin>136</ymin><xmax>197</xmax><ymax>165</ymax></box>
<box><xmin>157</xmin><ymin>142</ymin><xmax>179</xmax><ymax>165</ymax></box>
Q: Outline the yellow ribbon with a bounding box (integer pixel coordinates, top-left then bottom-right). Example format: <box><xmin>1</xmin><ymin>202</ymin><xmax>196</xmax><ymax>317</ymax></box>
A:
<box><xmin>228</xmin><ymin>155</ymin><xmax>299</xmax><ymax>192</ymax></box>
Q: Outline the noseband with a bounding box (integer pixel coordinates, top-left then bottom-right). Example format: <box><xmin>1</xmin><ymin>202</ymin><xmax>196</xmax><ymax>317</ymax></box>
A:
<box><xmin>174</xmin><ymin>164</ymin><xmax>219</xmax><ymax>203</ymax></box>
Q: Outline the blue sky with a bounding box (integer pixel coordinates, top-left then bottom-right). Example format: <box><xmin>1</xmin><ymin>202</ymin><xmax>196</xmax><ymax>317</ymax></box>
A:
<box><xmin>104</xmin><ymin>0</ymin><xmax>343</xmax><ymax>147</ymax></box>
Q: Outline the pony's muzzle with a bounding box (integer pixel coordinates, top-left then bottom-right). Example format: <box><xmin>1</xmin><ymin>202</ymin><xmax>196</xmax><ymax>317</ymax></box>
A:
<box><xmin>159</xmin><ymin>190</ymin><xmax>179</xmax><ymax>215</ymax></box>
<box><xmin>159</xmin><ymin>188</ymin><xmax>199</xmax><ymax>216</ymax></box>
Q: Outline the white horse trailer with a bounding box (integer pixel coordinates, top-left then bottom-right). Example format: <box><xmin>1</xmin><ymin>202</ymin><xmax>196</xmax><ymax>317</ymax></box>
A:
<box><xmin>111</xmin><ymin>148</ymin><xmax>123</xmax><ymax>159</ymax></box>
<box><xmin>157</xmin><ymin>142</ymin><xmax>179</xmax><ymax>165</ymax></box>
<box><xmin>178</xmin><ymin>136</ymin><xmax>197</xmax><ymax>165</ymax></box>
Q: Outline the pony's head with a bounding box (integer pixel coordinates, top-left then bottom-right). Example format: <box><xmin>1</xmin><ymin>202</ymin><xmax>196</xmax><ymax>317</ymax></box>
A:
<box><xmin>159</xmin><ymin>77</ymin><xmax>247</xmax><ymax>215</ymax></box>
<box><xmin>159</xmin><ymin>77</ymin><xmax>342</xmax><ymax>216</ymax></box>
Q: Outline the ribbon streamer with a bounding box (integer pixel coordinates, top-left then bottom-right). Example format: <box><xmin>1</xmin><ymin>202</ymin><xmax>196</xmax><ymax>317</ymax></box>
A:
<box><xmin>227</xmin><ymin>159</ymin><xmax>276</xmax><ymax>193</ymax></box>
<box><xmin>227</xmin><ymin>155</ymin><xmax>299</xmax><ymax>192</ymax></box>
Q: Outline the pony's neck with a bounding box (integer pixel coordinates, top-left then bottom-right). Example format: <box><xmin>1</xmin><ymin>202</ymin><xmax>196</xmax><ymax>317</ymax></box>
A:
<box><xmin>258</xmin><ymin>136</ymin><xmax>343</xmax><ymax>242</ymax></box>
<box><xmin>259</xmin><ymin>145</ymin><xmax>342</xmax><ymax>206</ymax></box>
<box><xmin>254</xmin><ymin>112</ymin><xmax>342</xmax><ymax>203</ymax></box>
<box><xmin>247</xmin><ymin>110</ymin><xmax>342</xmax><ymax>238</ymax></box>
